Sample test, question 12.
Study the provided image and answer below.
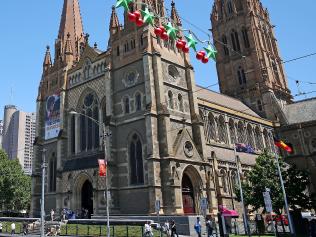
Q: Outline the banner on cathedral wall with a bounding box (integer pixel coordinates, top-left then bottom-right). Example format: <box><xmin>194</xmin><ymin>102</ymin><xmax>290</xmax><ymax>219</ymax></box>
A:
<box><xmin>45</xmin><ymin>94</ymin><xmax>61</xmax><ymax>140</ymax></box>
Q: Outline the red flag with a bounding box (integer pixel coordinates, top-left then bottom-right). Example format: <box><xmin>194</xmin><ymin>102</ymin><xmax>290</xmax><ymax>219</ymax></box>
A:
<box><xmin>274</xmin><ymin>138</ymin><xmax>293</xmax><ymax>154</ymax></box>
<box><xmin>98</xmin><ymin>159</ymin><xmax>107</xmax><ymax>177</ymax></box>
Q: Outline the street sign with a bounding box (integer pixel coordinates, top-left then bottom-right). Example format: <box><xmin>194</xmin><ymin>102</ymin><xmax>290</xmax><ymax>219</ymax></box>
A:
<box><xmin>263</xmin><ymin>191</ymin><xmax>273</xmax><ymax>213</ymax></box>
<box><xmin>155</xmin><ymin>200</ymin><xmax>160</xmax><ymax>213</ymax></box>
<box><xmin>200</xmin><ymin>198</ymin><xmax>208</xmax><ymax>211</ymax></box>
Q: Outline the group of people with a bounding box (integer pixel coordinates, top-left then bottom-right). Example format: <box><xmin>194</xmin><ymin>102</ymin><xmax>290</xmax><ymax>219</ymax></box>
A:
<box><xmin>194</xmin><ymin>216</ymin><xmax>215</xmax><ymax>237</ymax></box>
<box><xmin>143</xmin><ymin>217</ymin><xmax>215</xmax><ymax>237</ymax></box>
<box><xmin>143</xmin><ymin>219</ymin><xmax>179</xmax><ymax>237</ymax></box>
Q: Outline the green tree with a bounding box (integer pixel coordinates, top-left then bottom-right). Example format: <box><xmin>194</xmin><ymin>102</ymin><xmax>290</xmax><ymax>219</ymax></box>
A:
<box><xmin>236</xmin><ymin>151</ymin><xmax>313</xmax><ymax>214</ymax></box>
<box><xmin>0</xmin><ymin>149</ymin><xmax>31</xmax><ymax>211</ymax></box>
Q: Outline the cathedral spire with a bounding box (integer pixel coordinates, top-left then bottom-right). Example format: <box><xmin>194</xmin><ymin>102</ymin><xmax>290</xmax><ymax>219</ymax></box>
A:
<box><xmin>64</xmin><ymin>33</ymin><xmax>74</xmax><ymax>64</ymax></box>
<box><xmin>170</xmin><ymin>1</ymin><xmax>182</xmax><ymax>26</ymax></box>
<box><xmin>57</xmin><ymin>0</ymin><xmax>84</xmax><ymax>61</ymax></box>
<box><xmin>43</xmin><ymin>46</ymin><xmax>52</xmax><ymax>71</ymax></box>
<box><xmin>109</xmin><ymin>5</ymin><xmax>120</xmax><ymax>34</ymax></box>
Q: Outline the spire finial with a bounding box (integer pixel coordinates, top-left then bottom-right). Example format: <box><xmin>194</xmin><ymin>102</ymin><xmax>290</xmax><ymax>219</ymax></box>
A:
<box><xmin>171</xmin><ymin>0</ymin><xmax>182</xmax><ymax>26</ymax></box>
<box><xmin>109</xmin><ymin>5</ymin><xmax>120</xmax><ymax>34</ymax></box>
<box><xmin>58</xmin><ymin>0</ymin><xmax>84</xmax><ymax>60</ymax></box>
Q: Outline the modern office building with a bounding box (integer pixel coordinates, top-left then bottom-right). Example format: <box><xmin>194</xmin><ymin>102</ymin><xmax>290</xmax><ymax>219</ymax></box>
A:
<box><xmin>2</xmin><ymin>105</ymin><xmax>36</xmax><ymax>175</ymax></box>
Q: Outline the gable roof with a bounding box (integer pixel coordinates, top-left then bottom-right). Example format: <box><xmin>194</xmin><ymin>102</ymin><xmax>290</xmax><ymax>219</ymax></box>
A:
<box><xmin>196</xmin><ymin>85</ymin><xmax>260</xmax><ymax>118</ymax></box>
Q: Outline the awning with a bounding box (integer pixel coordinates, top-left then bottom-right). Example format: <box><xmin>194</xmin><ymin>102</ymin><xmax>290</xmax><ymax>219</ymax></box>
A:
<box><xmin>221</xmin><ymin>207</ymin><xmax>239</xmax><ymax>217</ymax></box>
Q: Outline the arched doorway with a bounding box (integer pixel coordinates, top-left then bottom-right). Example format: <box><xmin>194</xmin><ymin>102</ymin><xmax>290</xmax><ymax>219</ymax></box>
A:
<box><xmin>182</xmin><ymin>173</ymin><xmax>195</xmax><ymax>214</ymax></box>
<box><xmin>81</xmin><ymin>180</ymin><xmax>93</xmax><ymax>218</ymax></box>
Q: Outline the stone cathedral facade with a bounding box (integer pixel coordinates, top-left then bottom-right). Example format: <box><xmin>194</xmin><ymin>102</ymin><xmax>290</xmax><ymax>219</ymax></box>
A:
<box><xmin>31</xmin><ymin>0</ymin><xmax>280</xmax><ymax>217</ymax></box>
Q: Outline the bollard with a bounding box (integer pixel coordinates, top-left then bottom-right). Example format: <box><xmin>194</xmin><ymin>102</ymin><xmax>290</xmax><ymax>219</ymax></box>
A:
<box><xmin>66</xmin><ymin>224</ymin><xmax>68</xmax><ymax>235</ymax></box>
<box><xmin>99</xmin><ymin>225</ymin><xmax>102</xmax><ymax>236</ymax></box>
<box><xmin>76</xmin><ymin>224</ymin><xmax>78</xmax><ymax>236</ymax></box>
<box><xmin>112</xmin><ymin>225</ymin><xmax>115</xmax><ymax>237</ymax></box>
<box><xmin>141</xmin><ymin>226</ymin><xmax>144</xmax><ymax>236</ymax></box>
<box><xmin>88</xmin><ymin>225</ymin><xmax>90</xmax><ymax>235</ymax></box>
<box><xmin>126</xmin><ymin>225</ymin><xmax>129</xmax><ymax>237</ymax></box>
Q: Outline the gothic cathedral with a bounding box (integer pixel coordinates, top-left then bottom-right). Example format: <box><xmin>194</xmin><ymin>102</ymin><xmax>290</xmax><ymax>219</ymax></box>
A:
<box><xmin>31</xmin><ymin>0</ymin><xmax>278</xmax><ymax>218</ymax></box>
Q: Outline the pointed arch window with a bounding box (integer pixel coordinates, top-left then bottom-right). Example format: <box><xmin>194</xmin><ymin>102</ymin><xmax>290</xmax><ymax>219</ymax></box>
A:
<box><xmin>237</xmin><ymin>121</ymin><xmax>246</xmax><ymax>144</ymax></box>
<box><xmin>227</xmin><ymin>0</ymin><xmax>233</xmax><ymax>14</ymax></box>
<box><xmin>168</xmin><ymin>91</ymin><xmax>174</xmax><ymax>109</ymax></box>
<box><xmin>231</xmin><ymin>30</ymin><xmax>241</xmax><ymax>52</ymax></box>
<box><xmin>135</xmin><ymin>93</ymin><xmax>142</xmax><ymax>111</ymax></box>
<box><xmin>222</xmin><ymin>35</ymin><xmax>229</xmax><ymax>56</ymax></box>
<box><xmin>257</xmin><ymin>100</ymin><xmax>263</xmax><ymax>111</ymax></box>
<box><xmin>207</xmin><ymin>113</ymin><xmax>217</xmax><ymax>142</ymax></box>
<box><xmin>124</xmin><ymin>97</ymin><xmax>130</xmax><ymax>114</ymax></box>
<box><xmin>71</xmin><ymin>114</ymin><xmax>76</xmax><ymax>153</ymax></box>
<box><xmin>272</xmin><ymin>61</ymin><xmax>280</xmax><ymax>82</ymax></box>
<box><xmin>80</xmin><ymin>93</ymin><xmax>99</xmax><ymax>152</ymax></box>
<box><xmin>247</xmin><ymin>125</ymin><xmax>255</xmax><ymax>148</ymax></box>
<box><xmin>220</xmin><ymin>170</ymin><xmax>228</xmax><ymax>193</ymax></box>
<box><xmin>178</xmin><ymin>94</ymin><xmax>184</xmax><ymax>112</ymax></box>
<box><xmin>229</xmin><ymin>119</ymin><xmax>236</xmax><ymax>144</ymax></box>
<box><xmin>237</xmin><ymin>67</ymin><xmax>247</xmax><ymax>85</ymax></box>
<box><xmin>263</xmin><ymin>129</ymin><xmax>271</xmax><ymax>152</ymax></box>
<box><xmin>254</xmin><ymin>127</ymin><xmax>264</xmax><ymax>151</ymax></box>
<box><xmin>218</xmin><ymin>116</ymin><xmax>228</xmax><ymax>144</ymax></box>
<box><xmin>242</xmin><ymin>28</ymin><xmax>250</xmax><ymax>48</ymax></box>
<box><xmin>49</xmin><ymin>156</ymin><xmax>57</xmax><ymax>192</ymax></box>
<box><xmin>130</xmin><ymin>134</ymin><xmax>144</xmax><ymax>185</ymax></box>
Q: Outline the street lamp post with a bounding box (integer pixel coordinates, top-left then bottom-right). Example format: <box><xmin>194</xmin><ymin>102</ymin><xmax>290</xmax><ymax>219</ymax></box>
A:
<box><xmin>41</xmin><ymin>148</ymin><xmax>47</xmax><ymax>237</ymax></box>
<box><xmin>233</xmin><ymin>145</ymin><xmax>250</xmax><ymax>237</ymax></box>
<box><xmin>69</xmin><ymin>111</ymin><xmax>111</xmax><ymax>237</ymax></box>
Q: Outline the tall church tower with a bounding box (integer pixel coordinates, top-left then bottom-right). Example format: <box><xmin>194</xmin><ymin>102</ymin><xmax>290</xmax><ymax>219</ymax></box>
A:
<box><xmin>211</xmin><ymin>0</ymin><xmax>292</xmax><ymax>121</ymax></box>
<box><xmin>31</xmin><ymin>0</ymin><xmax>85</xmax><ymax>217</ymax></box>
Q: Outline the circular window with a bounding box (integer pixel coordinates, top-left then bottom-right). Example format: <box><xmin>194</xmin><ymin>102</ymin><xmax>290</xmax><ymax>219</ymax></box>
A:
<box><xmin>184</xmin><ymin>141</ymin><xmax>194</xmax><ymax>158</ymax></box>
<box><xmin>127</xmin><ymin>72</ymin><xmax>136</xmax><ymax>85</ymax></box>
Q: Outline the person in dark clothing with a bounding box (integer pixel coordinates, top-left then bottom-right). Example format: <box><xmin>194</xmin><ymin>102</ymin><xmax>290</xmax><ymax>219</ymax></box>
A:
<box><xmin>170</xmin><ymin>220</ymin><xmax>179</xmax><ymax>237</ymax></box>
<box><xmin>310</xmin><ymin>219</ymin><xmax>316</xmax><ymax>237</ymax></box>
<box><xmin>23</xmin><ymin>222</ymin><xmax>28</xmax><ymax>235</ymax></box>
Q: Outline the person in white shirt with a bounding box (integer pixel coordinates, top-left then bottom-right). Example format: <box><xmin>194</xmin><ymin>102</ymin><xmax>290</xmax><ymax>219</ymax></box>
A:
<box><xmin>11</xmin><ymin>222</ymin><xmax>16</xmax><ymax>235</ymax></box>
<box><xmin>144</xmin><ymin>221</ymin><xmax>153</xmax><ymax>237</ymax></box>
<box><xmin>50</xmin><ymin>209</ymin><xmax>55</xmax><ymax>221</ymax></box>
<box><xmin>0</xmin><ymin>222</ymin><xmax>2</xmax><ymax>233</ymax></box>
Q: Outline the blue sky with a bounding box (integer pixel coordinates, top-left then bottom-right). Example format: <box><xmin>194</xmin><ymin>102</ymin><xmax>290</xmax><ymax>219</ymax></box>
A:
<box><xmin>0</xmin><ymin>0</ymin><xmax>315</xmax><ymax>117</ymax></box>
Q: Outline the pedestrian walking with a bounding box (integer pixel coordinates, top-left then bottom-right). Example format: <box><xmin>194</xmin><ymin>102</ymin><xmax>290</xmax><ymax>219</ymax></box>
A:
<box><xmin>162</xmin><ymin>220</ymin><xmax>171</xmax><ymax>237</ymax></box>
<box><xmin>50</xmin><ymin>209</ymin><xmax>55</xmax><ymax>221</ymax></box>
<box><xmin>194</xmin><ymin>217</ymin><xmax>202</xmax><ymax>237</ymax></box>
<box><xmin>0</xmin><ymin>222</ymin><xmax>2</xmax><ymax>233</ymax></box>
<box><xmin>206</xmin><ymin>217</ymin><xmax>214</xmax><ymax>237</ymax></box>
<box><xmin>11</xmin><ymin>222</ymin><xmax>15</xmax><ymax>235</ymax></box>
<box><xmin>23</xmin><ymin>222</ymin><xmax>28</xmax><ymax>235</ymax></box>
<box><xmin>170</xmin><ymin>220</ymin><xmax>179</xmax><ymax>237</ymax></box>
<box><xmin>143</xmin><ymin>221</ymin><xmax>153</xmax><ymax>237</ymax></box>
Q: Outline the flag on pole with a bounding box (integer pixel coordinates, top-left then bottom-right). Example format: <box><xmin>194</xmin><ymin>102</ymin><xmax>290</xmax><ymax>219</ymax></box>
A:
<box><xmin>235</xmin><ymin>143</ymin><xmax>255</xmax><ymax>154</ymax></box>
<box><xmin>98</xmin><ymin>159</ymin><xmax>107</xmax><ymax>177</ymax></box>
<box><xmin>274</xmin><ymin>138</ymin><xmax>293</xmax><ymax>154</ymax></box>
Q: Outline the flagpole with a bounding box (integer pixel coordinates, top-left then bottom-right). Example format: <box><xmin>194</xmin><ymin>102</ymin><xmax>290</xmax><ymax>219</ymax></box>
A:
<box><xmin>103</xmin><ymin>123</ymin><xmax>110</xmax><ymax>237</ymax></box>
<box><xmin>233</xmin><ymin>144</ymin><xmax>250</xmax><ymax>237</ymax></box>
<box><xmin>274</xmin><ymin>151</ymin><xmax>295</xmax><ymax>236</ymax></box>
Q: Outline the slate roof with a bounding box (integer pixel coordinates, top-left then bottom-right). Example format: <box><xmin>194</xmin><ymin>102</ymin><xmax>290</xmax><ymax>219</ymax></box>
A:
<box><xmin>284</xmin><ymin>97</ymin><xmax>316</xmax><ymax>124</ymax></box>
<box><xmin>196</xmin><ymin>85</ymin><xmax>261</xmax><ymax>118</ymax></box>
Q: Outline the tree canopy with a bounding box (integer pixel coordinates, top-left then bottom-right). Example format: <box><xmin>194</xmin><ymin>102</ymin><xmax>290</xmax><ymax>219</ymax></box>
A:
<box><xmin>0</xmin><ymin>149</ymin><xmax>31</xmax><ymax>211</ymax></box>
<box><xmin>236</xmin><ymin>151</ymin><xmax>314</xmax><ymax>214</ymax></box>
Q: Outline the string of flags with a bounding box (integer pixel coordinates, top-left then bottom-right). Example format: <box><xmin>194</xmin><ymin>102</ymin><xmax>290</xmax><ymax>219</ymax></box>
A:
<box><xmin>115</xmin><ymin>0</ymin><xmax>217</xmax><ymax>64</ymax></box>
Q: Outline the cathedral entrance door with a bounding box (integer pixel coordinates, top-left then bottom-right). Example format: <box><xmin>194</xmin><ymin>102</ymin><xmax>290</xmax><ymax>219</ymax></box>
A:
<box><xmin>81</xmin><ymin>180</ymin><xmax>93</xmax><ymax>218</ymax></box>
<box><xmin>182</xmin><ymin>174</ymin><xmax>195</xmax><ymax>214</ymax></box>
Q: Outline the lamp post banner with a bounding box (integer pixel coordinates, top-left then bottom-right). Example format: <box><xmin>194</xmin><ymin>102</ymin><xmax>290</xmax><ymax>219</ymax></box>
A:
<box><xmin>44</xmin><ymin>94</ymin><xmax>61</xmax><ymax>140</ymax></box>
<box><xmin>98</xmin><ymin>159</ymin><xmax>107</xmax><ymax>177</ymax></box>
